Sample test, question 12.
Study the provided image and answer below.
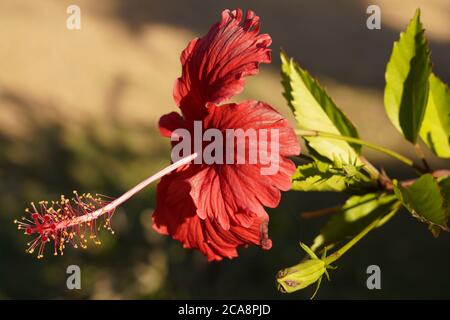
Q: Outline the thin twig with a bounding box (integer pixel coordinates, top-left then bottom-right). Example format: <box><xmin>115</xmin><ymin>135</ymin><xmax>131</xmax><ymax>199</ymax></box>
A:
<box><xmin>414</xmin><ymin>143</ymin><xmax>431</xmax><ymax>172</ymax></box>
<box><xmin>359</xmin><ymin>155</ymin><xmax>380</xmax><ymax>179</ymax></box>
<box><xmin>301</xmin><ymin>206</ymin><xmax>341</xmax><ymax>219</ymax></box>
<box><xmin>383</xmin><ymin>169</ymin><xmax>450</xmax><ymax>191</ymax></box>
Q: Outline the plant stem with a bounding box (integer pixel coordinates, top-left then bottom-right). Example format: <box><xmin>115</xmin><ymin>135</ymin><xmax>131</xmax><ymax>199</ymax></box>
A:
<box><xmin>414</xmin><ymin>144</ymin><xmax>431</xmax><ymax>172</ymax></box>
<box><xmin>296</xmin><ymin>129</ymin><xmax>425</xmax><ymax>173</ymax></box>
<box><xmin>383</xmin><ymin>169</ymin><xmax>450</xmax><ymax>191</ymax></box>
<box><xmin>359</xmin><ymin>155</ymin><xmax>380</xmax><ymax>179</ymax></box>
<box><xmin>63</xmin><ymin>153</ymin><xmax>198</xmax><ymax>229</ymax></box>
<box><xmin>324</xmin><ymin>203</ymin><xmax>401</xmax><ymax>265</ymax></box>
<box><xmin>301</xmin><ymin>205</ymin><xmax>341</xmax><ymax>219</ymax></box>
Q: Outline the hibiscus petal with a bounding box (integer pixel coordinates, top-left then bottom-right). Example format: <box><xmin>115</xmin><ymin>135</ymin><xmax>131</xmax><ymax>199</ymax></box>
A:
<box><xmin>152</xmin><ymin>169</ymin><xmax>272</xmax><ymax>261</ymax></box>
<box><xmin>205</xmin><ymin>101</ymin><xmax>300</xmax><ymax>160</ymax></box>
<box><xmin>173</xmin><ymin>9</ymin><xmax>272</xmax><ymax>120</ymax></box>
<box><xmin>189</xmin><ymin>100</ymin><xmax>300</xmax><ymax>219</ymax></box>
<box><xmin>189</xmin><ymin>166</ymin><xmax>232</xmax><ymax>229</ymax></box>
<box><xmin>159</xmin><ymin>112</ymin><xmax>188</xmax><ymax>138</ymax></box>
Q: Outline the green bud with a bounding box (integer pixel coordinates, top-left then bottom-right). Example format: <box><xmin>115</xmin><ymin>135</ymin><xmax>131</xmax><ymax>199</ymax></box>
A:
<box><xmin>276</xmin><ymin>259</ymin><xmax>326</xmax><ymax>293</ymax></box>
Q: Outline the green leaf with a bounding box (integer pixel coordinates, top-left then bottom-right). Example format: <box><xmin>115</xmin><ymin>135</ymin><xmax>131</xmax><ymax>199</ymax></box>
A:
<box><xmin>311</xmin><ymin>193</ymin><xmax>400</xmax><ymax>251</ymax></box>
<box><xmin>438</xmin><ymin>175</ymin><xmax>450</xmax><ymax>206</ymax></box>
<box><xmin>281</xmin><ymin>51</ymin><xmax>361</xmax><ymax>164</ymax></box>
<box><xmin>384</xmin><ymin>9</ymin><xmax>431</xmax><ymax>143</ymax></box>
<box><xmin>394</xmin><ymin>174</ymin><xmax>449</xmax><ymax>234</ymax></box>
<box><xmin>292</xmin><ymin>159</ymin><xmax>375</xmax><ymax>193</ymax></box>
<box><xmin>433</xmin><ymin>175</ymin><xmax>450</xmax><ymax>236</ymax></box>
<box><xmin>419</xmin><ymin>73</ymin><xmax>450</xmax><ymax>158</ymax></box>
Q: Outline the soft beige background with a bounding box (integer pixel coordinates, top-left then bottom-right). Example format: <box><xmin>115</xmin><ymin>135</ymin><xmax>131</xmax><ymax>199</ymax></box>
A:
<box><xmin>1</xmin><ymin>0</ymin><xmax>448</xmax><ymax>161</ymax></box>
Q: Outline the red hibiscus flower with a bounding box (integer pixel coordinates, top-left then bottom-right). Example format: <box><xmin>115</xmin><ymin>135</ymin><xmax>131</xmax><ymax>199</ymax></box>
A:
<box><xmin>14</xmin><ymin>8</ymin><xmax>299</xmax><ymax>261</ymax></box>
<box><xmin>153</xmin><ymin>9</ymin><xmax>300</xmax><ymax>261</ymax></box>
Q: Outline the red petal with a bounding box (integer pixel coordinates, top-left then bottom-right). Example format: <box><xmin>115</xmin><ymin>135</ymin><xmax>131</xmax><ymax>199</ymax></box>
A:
<box><xmin>173</xmin><ymin>9</ymin><xmax>272</xmax><ymax>120</ymax></box>
<box><xmin>186</xmin><ymin>101</ymin><xmax>299</xmax><ymax>224</ymax></box>
<box><xmin>152</xmin><ymin>169</ymin><xmax>272</xmax><ymax>261</ymax></box>
<box><xmin>204</xmin><ymin>100</ymin><xmax>300</xmax><ymax>158</ymax></box>
<box><xmin>159</xmin><ymin>112</ymin><xmax>187</xmax><ymax>137</ymax></box>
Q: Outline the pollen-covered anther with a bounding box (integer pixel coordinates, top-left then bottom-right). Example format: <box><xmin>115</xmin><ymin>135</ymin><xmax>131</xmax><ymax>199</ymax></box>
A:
<box><xmin>14</xmin><ymin>153</ymin><xmax>198</xmax><ymax>259</ymax></box>
<box><xmin>15</xmin><ymin>191</ymin><xmax>115</xmax><ymax>259</ymax></box>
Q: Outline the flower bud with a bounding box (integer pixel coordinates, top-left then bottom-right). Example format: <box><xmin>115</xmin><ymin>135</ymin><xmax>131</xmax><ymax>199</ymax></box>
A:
<box><xmin>276</xmin><ymin>259</ymin><xmax>326</xmax><ymax>293</ymax></box>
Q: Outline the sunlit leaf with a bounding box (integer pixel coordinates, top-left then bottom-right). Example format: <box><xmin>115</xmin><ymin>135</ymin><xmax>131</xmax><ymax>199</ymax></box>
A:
<box><xmin>438</xmin><ymin>175</ymin><xmax>450</xmax><ymax>206</ymax></box>
<box><xmin>394</xmin><ymin>174</ymin><xmax>449</xmax><ymax>235</ymax></box>
<box><xmin>281</xmin><ymin>51</ymin><xmax>360</xmax><ymax>164</ymax></box>
<box><xmin>419</xmin><ymin>73</ymin><xmax>450</xmax><ymax>158</ymax></box>
<box><xmin>311</xmin><ymin>193</ymin><xmax>400</xmax><ymax>251</ymax></box>
<box><xmin>384</xmin><ymin>9</ymin><xmax>431</xmax><ymax>144</ymax></box>
<box><xmin>292</xmin><ymin>159</ymin><xmax>375</xmax><ymax>193</ymax></box>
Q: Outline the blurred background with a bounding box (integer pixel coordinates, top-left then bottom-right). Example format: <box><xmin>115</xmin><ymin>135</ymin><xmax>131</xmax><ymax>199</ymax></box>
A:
<box><xmin>0</xmin><ymin>0</ymin><xmax>449</xmax><ymax>299</ymax></box>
